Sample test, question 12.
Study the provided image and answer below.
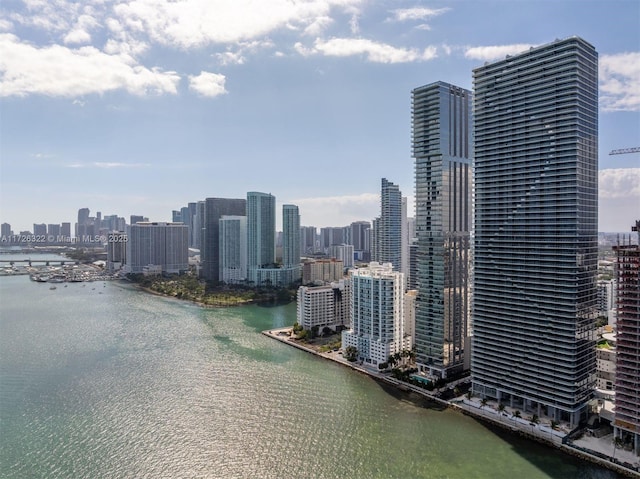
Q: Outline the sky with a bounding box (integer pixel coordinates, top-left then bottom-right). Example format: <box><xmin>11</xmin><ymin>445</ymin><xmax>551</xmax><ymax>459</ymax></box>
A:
<box><xmin>1</xmin><ymin>0</ymin><xmax>639</xmax><ymax>234</ymax></box>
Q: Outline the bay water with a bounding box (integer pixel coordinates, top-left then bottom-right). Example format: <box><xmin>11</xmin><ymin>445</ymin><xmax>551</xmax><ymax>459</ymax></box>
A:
<box><xmin>0</xmin><ymin>255</ymin><xmax>619</xmax><ymax>478</ymax></box>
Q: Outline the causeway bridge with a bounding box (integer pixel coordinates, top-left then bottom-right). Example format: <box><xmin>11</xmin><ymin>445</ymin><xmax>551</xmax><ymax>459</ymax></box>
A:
<box><xmin>0</xmin><ymin>259</ymin><xmax>78</xmax><ymax>267</ymax></box>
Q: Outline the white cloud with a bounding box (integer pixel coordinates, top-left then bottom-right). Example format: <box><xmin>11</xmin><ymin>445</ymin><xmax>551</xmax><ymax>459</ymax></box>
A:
<box><xmin>188</xmin><ymin>71</ymin><xmax>227</xmax><ymax>97</ymax></box>
<box><xmin>112</xmin><ymin>0</ymin><xmax>363</xmax><ymax>49</ymax></box>
<box><xmin>304</xmin><ymin>15</ymin><xmax>333</xmax><ymax>36</ymax></box>
<box><xmin>389</xmin><ymin>7</ymin><xmax>450</xmax><ymax>22</ymax></box>
<box><xmin>599</xmin><ymin>168</ymin><xmax>640</xmax><ymax>199</ymax></box>
<box><xmin>290</xmin><ymin>193</ymin><xmax>379</xmax><ymax>227</ymax></box>
<box><xmin>349</xmin><ymin>13</ymin><xmax>360</xmax><ymax>35</ymax></box>
<box><xmin>0</xmin><ymin>33</ymin><xmax>180</xmax><ymax>97</ymax></box>
<box><xmin>0</xmin><ymin>19</ymin><xmax>13</xmax><ymax>32</ymax></box>
<box><xmin>65</xmin><ymin>162</ymin><xmax>152</xmax><ymax>168</ymax></box>
<box><xmin>63</xmin><ymin>14</ymin><xmax>99</xmax><ymax>45</ymax></box>
<box><xmin>600</xmin><ymin>52</ymin><xmax>640</xmax><ymax>112</ymax></box>
<box><xmin>303</xmin><ymin>37</ymin><xmax>437</xmax><ymax>63</ymax></box>
<box><xmin>464</xmin><ymin>43</ymin><xmax>535</xmax><ymax>61</ymax></box>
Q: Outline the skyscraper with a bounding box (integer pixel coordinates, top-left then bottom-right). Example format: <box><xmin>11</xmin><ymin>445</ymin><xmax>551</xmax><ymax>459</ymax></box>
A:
<box><xmin>471</xmin><ymin>37</ymin><xmax>598</xmax><ymax>427</ymax></box>
<box><xmin>613</xmin><ymin>221</ymin><xmax>640</xmax><ymax>454</ymax></box>
<box><xmin>282</xmin><ymin>204</ymin><xmax>300</xmax><ymax>268</ymax></box>
<box><xmin>412</xmin><ymin>81</ymin><xmax>473</xmax><ymax>379</ymax></box>
<box><xmin>247</xmin><ymin>192</ymin><xmax>276</xmax><ymax>282</ymax></box>
<box><xmin>373</xmin><ymin>178</ymin><xmax>402</xmax><ymax>271</ymax></box>
<box><xmin>127</xmin><ymin>222</ymin><xmax>188</xmax><ymax>274</ymax></box>
<box><xmin>201</xmin><ymin>197</ymin><xmax>246</xmax><ymax>282</ymax></box>
<box><xmin>219</xmin><ymin>215</ymin><xmax>247</xmax><ymax>284</ymax></box>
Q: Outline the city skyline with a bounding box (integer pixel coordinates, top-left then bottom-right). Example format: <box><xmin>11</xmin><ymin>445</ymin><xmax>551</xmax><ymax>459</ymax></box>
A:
<box><xmin>1</xmin><ymin>1</ymin><xmax>639</xmax><ymax>233</ymax></box>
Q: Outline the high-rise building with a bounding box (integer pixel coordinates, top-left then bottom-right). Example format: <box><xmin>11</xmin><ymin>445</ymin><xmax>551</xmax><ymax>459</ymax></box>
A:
<box><xmin>77</xmin><ymin>208</ymin><xmax>90</xmax><ymax>238</ymax></box>
<box><xmin>471</xmin><ymin>37</ymin><xmax>598</xmax><ymax>427</ymax></box>
<box><xmin>219</xmin><ymin>215</ymin><xmax>247</xmax><ymax>284</ymax></box>
<box><xmin>373</xmin><ymin>178</ymin><xmax>403</xmax><ymax>271</ymax></box>
<box><xmin>61</xmin><ymin>222</ymin><xmax>71</xmax><ymax>238</ymax></box>
<box><xmin>319</xmin><ymin>227</ymin><xmax>347</xmax><ymax>254</ymax></box>
<box><xmin>613</xmin><ymin>221</ymin><xmax>640</xmax><ymax>454</ymax></box>
<box><xmin>127</xmin><ymin>222</ymin><xmax>188</xmax><ymax>274</ymax></box>
<box><xmin>349</xmin><ymin>221</ymin><xmax>371</xmax><ymax>261</ymax></box>
<box><xmin>302</xmin><ymin>258</ymin><xmax>344</xmax><ymax>285</ymax></box>
<box><xmin>342</xmin><ymin>262</ymin><xmax>408</xmax><ymax>367</ymax></box>
<box><xmin>412</xmin><ymin>81</ymin><xmax>473</xmax><ymax>379</ymax></box>
<box><xmin>247</xmin><ymin>192</ymin><xmax>276</xmax><ymax>277</ymax></box>
<box><xmin>33</xmin><ymin>223</ymin><xmax>47</xmax><ymax>236</ymax></box>
<box><xmin>130</xmin><ymin>215</ymin><xmax>147</xmax><ymax>225</ymax></box>
<box><xmin>1</xmin><ymin>223</ymin><xmax>11</xmax><ymax>237</ymax></box>
<box><xmin>195</xmin><ymin>201</ymin><xmax>205</xmax><ymax>251</ymax></box>
<box><xmin>282</xmin><ymin>205</ymin><xmax>300</xmax><ymax>268</ymax></box>
<box><xmin>329</xmin><ymin>244</ymin><xmax>354</xmax><ymax>268</ymax></box>
<box><xmin>300</xmin><ymin>226</ymin><xmax>317</xmax><ymax>255</ymax></box>
<box><xmin>201</xmin><ymin>198</ymin><xmax>246</xmax><ymax>282</ymax></box>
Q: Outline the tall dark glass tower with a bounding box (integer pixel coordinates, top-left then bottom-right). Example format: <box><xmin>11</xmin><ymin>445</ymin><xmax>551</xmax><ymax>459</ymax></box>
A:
<box><xmin>412</xmin><ymin>81</ymin><xmax>472</xmax><ymax>379</ymax></box>
<box><xmin>201</xmin><ymin>197</ymin><xmax>246</xmax><ymax>282</ymax></box>
<box><xmin>471</xmin><ymin>37</ymin><xmax>598</xmax><ymax>427</ymax></box>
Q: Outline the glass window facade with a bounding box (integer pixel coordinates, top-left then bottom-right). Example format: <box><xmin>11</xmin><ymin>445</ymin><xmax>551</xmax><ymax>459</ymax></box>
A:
<box><xmin>412</xmin><ymin>81</ymin><xmax>473</xmax><ymax>379</ymax></box>
<box><xmin>471</xmin><ymin>37</ymin><xmax>598</xmax><ymax>427</ymax></box>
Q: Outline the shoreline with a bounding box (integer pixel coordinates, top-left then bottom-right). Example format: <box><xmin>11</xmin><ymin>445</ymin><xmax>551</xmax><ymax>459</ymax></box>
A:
<box><xmin>263</xmin><ymin>327</ymin><xmax>639</xmax><ymax>478</ymax></box>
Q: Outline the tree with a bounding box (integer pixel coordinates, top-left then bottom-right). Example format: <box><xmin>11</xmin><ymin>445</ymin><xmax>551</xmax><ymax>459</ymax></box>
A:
<box><xmin>498</xmin><ymin>403</ymin><xmax>505</xmax><ymax>414</ymax></box>
<box><xmin>480</xmin><ymin>398</ymin><xmax>488</xmax><ymax>409</ymax></box>
<box><xmin>514</xmin><ymin>410</ymin><xmax>521</xmax><ymax>419</ymax></box>
<box><xmin>344</xmin><ymin>346</ymin><xmax>358</xmax><ymax>362</ymax></box>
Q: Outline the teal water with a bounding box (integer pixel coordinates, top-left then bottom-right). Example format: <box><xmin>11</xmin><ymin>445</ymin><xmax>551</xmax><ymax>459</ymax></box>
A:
<box><xmin>0</xmin><ymin>257</ymin><xmax>619</xmax><ymax>478</ymax></box>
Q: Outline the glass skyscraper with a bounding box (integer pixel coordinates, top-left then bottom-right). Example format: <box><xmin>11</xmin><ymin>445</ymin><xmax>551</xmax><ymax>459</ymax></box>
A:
<box><xmin>412</xmin><ymin>81</ymin><xmax>473</xmax><ymax>379</ymax></box>
<box><xmin>282</xmin><ymin>204</ymin><xmax>300</xmax><ymax>268</ymax></box>
<box><xmin>471</xmin><ymin>37</ymin><xmax>598</xmax><ymax>427</ymax></box>
<box><xmin>373</xmin><ymin>178</ymin><xmax>403</xmax><ymax>272</ymax></box>
<box><xmin>247</xmin><ymin>192</ymin><xmax>276</xmax><ymax>281</ymax></box>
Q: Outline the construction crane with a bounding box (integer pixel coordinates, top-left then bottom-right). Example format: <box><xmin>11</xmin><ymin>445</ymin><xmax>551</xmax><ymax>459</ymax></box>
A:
<box><xmin>609</xmin><ymin>147</ymin><xmax>640</xmax><ymax>155</ymax></box>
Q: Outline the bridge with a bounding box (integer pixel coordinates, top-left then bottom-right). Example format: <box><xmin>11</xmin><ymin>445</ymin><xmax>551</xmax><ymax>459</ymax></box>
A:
<box><xmin>0</xmin><ymin>259</ymin><xmax>78</xmax><ymax>266</ymax></box>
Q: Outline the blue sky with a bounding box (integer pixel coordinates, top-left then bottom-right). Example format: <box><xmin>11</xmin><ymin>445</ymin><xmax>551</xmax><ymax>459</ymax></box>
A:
<box><xmin>1</xmin><ymin>0</ymin><xmax>639</xmax><ymax>233</ymax></box>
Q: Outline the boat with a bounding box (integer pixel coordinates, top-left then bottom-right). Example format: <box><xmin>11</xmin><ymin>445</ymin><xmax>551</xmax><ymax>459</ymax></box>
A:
<box><xmin>49</xmin><ymin>286</ymin><xmax>57</xmax><ymax>290</ymax></box>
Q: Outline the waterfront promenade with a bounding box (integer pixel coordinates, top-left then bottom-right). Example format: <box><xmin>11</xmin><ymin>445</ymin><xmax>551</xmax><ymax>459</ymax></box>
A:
<box><xmin>263</xmin><ymin>327</ymin><xmax>640</xmax><ymax>478</ymax></box>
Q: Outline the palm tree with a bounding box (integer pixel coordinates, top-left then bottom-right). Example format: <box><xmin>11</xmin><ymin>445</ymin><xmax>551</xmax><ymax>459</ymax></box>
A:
<box><xmin>498</xmin><ymin>403</ymin><xmax>505</xmax><ymax>415</ymax></box>
<box><xmin>480</xmin><ymin>398</ymin><xmax>488</xmax><ymax>410</ymax></box>
<box><xmin>613</xmin><ymin>436</ymin><xmax>623</xmax><ymax>460</ymax></box>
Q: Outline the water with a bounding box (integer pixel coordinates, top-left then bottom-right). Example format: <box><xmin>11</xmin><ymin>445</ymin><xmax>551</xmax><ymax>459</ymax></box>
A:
<box><xmin>0</xmin><ymin>255</ymin><xmax>620</xmax><ymax>478</ymax></box>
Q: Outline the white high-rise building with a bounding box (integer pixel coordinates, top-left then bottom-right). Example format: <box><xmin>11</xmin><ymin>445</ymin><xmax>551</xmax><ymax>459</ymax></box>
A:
<box><xmin>297</xmin><ymin>281</ymin><xmax>349</xmax><ymax>331</ymax></box>
<box><xmin>342</xmin><ymin>262</ymin><xmax>408</xmax><ymax>366</ymax></box>
<box><xmin>219</xmin><ymin>215</ymin><xmax>247</xmax><ymax>284</ymax></box>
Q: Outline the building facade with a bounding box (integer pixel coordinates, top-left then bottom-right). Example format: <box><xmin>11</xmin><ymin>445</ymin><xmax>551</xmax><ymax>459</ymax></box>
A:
<box><xmin>412</xmin><ymin>81</ymin><xmax>473</xmax><ymax>379</ymax></box>
<box><xmin>471</xmin><ymin>37</ymin><xmax>599</xmax><ymax>427</ymax></box>
<box><xmin>219</xmin><ymin>215</ymin><xmax>247</xmax><ymax>284</ymax></box>
<box><xmin>247</xmin><ymin>192</ymin><xmax>276</xmax><ymax>282</ymax></box>
<box><xmin>342</xmin><ymin>262</ymin><xmax>407</xmax><ymax>367</ymax></box>
<box><xmin>613</xmin><ymin>221</ymin><xmax>640</xmax><ymax>454</ymax></box>
<box><xmin>373</xmin><ymin>178</ymin><xmax>403</xmax><ymax>272</ymax></box>
<box><xmin>302</xmin><ymin>259</ymin><xmax>344</xmax><ymax>285</ymax></box>
<box><xmin>297</xmin><ymin>281</ymin><xmax>349</xmax><ymax>331</ymax></box>
<box><xmin>201</xmin><ymin>198</ymin><xmax>246</xmax><ymax>282</ymax></box>
<box><xmin>127</xmin><ymin>222</ymin><xmax>189</xmax><ymax>274</ymax></box>
<box><xmin>282</xmin><ymin>205</ymin><xmax>301</xmax><ymax>268</ymax></box>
